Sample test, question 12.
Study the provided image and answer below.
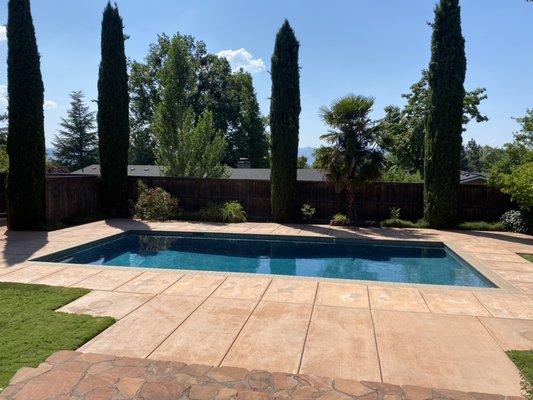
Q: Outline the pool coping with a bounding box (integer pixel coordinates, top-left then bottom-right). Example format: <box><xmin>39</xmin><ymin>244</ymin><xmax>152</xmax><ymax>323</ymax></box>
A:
<box><xmin>29</xmin><ymin>229</ymin><xmax>518</xmax><ymax>293</ymax></box>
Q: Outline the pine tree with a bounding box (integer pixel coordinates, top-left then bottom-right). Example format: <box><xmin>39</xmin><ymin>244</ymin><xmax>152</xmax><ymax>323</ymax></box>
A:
<box><xmin>98</xmin><ymin>2</ymin><xmax>130</xmax><ymax>216</ymax></box>
<box><xmin>270</xmin><ymin>20</ymin><xmax>301</xmax><ymax>222</ymax></box>
<box><xmin>53</xmin><ymin>90</ymin><xmax>98</xmax><ymax>171</ymax></box>
<box><xmin>424</xmin><ymin>0</ymin><xmax>466</xmax><ymax>227</ymax></box>
<box><xmin>6</xmin><ymin>0</ymin><xmax>46</xmax><ymax>229</ymax></box>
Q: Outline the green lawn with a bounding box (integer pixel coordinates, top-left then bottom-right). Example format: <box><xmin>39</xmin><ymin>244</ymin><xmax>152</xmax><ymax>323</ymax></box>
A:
<box><xmin>519</xmin><ymin>254</ymin><xmax>533</xmax><ymax>263</ymax></box>
<box><xmin>0</xmin><ymin>282</ymin><xmax>115</xmax><ymax>389</ymax></box>
<box><xmin>508</xmin><ymin>350</ymin><xmax>533</xmax><ymax>399</ymax></box>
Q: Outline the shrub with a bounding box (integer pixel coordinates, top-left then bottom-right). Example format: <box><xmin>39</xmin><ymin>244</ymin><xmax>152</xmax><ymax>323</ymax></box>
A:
<box><xmin>389</xmin><ymin>207</ymin><xmax>401</xmax><ymax>220</ymax></box>
<box><xmin>199</xmin><ymin>201</ymin><xmax>247</xmax><ymax>223</ymax></box>
<box><xmin>221</xmin><ymin>201</ymin><xmax>247</xmax><ymax>223</ymax></box>
<box><xmin>382</xmin><ymin>219</ymin><xmax>421</xmax><ymax>228</ymax></box>
<box><xmin>501</xmin><ymin>210</ymin><xmax>529</xmax><ymax>233</ymax></box>
<box><xmin>330</xmin><ymin>213</ymin><xmax>349</xmax><ymax>226</ymax></box>
<box><xmin>199</xmin><ymin>203</ymin><xmax>222</xmax><ymax>222</ymax></box>
<box><xmin>456</xmin><ymin>221</ymin><xmax>505</xmax><ymax>231</ymax></box>
<box><xmin>134</xmin><ymin>181</ymin><xmax>178</xmax><ymax>221</ymax></box>
<box><xmin>301</xmin><ymin>204</ymin><xmax>316</xmax><ymax>221</ymax></box>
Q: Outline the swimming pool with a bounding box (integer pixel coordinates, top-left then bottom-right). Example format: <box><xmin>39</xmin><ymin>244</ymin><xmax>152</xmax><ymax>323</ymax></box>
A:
<box><xmin>35</xmin><ymin>231</ymin><xmax>495</xmax><ymax>288</ymax></box>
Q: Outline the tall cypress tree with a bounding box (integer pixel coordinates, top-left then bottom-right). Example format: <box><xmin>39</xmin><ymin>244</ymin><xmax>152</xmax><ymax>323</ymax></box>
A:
<box><xmin>270</xmin><ymin>20</ymin><xmax>300</xmax><ymax>222</ymax></box>
<box><xmin>6</xmin><ymin>0</ymin><xmax>46</xmax><ymax>230</ymax></box>
<box><xmin>98</xmin><ymin>2</ymin><xmax>130</xmax><ymax>216</ymax></box>
<box><xmin>424</xmin><ymin>0</ymin><xmax>466</xmax><ymax>227</ymax></box>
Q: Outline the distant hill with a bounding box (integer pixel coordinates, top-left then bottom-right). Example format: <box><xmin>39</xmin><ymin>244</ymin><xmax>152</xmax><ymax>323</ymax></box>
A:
<box><xmin>298</xmin><ymin>147</ymin><xmax>316</xmax><ymax>166</ymax></box>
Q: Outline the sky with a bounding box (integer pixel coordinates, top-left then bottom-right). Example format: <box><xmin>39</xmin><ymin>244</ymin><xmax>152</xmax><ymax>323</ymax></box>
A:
<box><xmin>0</xmin><ymin>0</ymin><xmax>532</xmax><ymax>149</ymax></box>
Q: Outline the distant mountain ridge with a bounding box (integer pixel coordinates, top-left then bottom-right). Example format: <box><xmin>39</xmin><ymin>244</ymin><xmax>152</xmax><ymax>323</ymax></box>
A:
<box><xmin>298</xmin><ymin>147</ymin><xmax>316</xmax><ymax>166</ymax></box>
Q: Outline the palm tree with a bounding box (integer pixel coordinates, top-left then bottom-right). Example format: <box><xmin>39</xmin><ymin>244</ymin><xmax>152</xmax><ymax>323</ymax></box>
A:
<box><xmin>319</xmin><ymin>95</ymin><xmax>384</xmax><ymax>223</ymax></box>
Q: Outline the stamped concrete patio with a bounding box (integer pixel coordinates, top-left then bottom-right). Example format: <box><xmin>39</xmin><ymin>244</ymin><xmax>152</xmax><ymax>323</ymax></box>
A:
<box><xmin>1</xmin><ymin>219</ymin><xmax>532</xmax><ymax>397</ymax></box>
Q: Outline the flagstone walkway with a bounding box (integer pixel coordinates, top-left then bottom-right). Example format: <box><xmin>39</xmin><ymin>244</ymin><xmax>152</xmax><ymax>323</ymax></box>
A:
<box><xmin>0</xmin><ymin>350</ymin><xmax>524</xmax><ymax>400</ymax></box>
<box><xmin>1</xmin><ymin>219</ymin><xmax>532</xmax><ymax>396</ymax></box>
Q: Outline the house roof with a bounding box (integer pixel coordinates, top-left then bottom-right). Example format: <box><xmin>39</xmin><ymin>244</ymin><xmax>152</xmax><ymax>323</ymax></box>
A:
<box><xmin>70</xmin><ymin>165</ymin><xmax>326</xmax><ymax>182</ymax></box>
<box><xmin>459</xmin><ymin>171</ymin><xmax>488</xmax><ymax>184</ymax></box>
<box><xmin>71</xmin><ymin>165</ymin><xmax>488</xmax><ymax>184</ymax></box>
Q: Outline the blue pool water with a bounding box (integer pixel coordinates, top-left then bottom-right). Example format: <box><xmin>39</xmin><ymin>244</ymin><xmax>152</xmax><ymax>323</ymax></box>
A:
<box><xmin>37</xmin><ymin>232</ymin><xmax>495</xmax><ymax>287</ymax></box>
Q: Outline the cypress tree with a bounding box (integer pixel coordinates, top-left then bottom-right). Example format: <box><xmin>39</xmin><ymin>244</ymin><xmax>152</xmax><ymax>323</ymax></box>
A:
<box><xmin>270</xmin><ymin>20</ymin><xmax>300</xmax><ymax>222</ymax></box>
<box><xmin>424</xmin><ymin>0</ymin><xmax>466</xmax><ymax>227</ymax></box>
<box><xmin>98</xmin><ymin>2</ymin><xmax>130</xmax><ymax>216</ymax></box>
<box><xmin>6</xmin><ymin>0</ymin><xmax>46</xmax><ymax>230</ymax></box>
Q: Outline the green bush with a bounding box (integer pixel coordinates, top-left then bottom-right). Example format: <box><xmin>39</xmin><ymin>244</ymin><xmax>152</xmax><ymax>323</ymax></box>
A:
<box><xmin>389</xmin><ymin>207</ymin><xmax>401</xmax><ymax>220</ymax></box>
<box><xmin>134</xmin><ymin>181</ymin><xmax>178</xmax><ymax>221</ymax></box>
<box><xmin>301</xmin><ymin>204</ymin><xmax>316</xmax><ymax>221</ymax></box>
<box><xmin>221</xmin><ymin>201</ymin><xmax>247</xmax><ymax>223</ymax></box>
<box><xmin>456</xmin><ymin>221</ymin><xmax>505</xmax><ymax>231</ymax></box>
<box><xmin>199</xmin><ymin>201</ymin><xmax>247</xmax><ymax>223</ymax></box>
<box><xmin>501</xmin><ymin>210</ymin><xmax>529</xmax><ymax>234</ymax></box>
<box><xmin>381</xmin><ymin>219</ymin><xmax>426</xmax><ymax>228</ymax></box>
<box><xmin>330</xmin><ymin>213</ymin><xmax>349</xmax><ymax>226</ymax></box>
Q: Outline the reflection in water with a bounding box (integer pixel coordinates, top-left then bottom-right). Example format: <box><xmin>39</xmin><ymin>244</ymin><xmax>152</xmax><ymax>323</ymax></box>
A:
<box><xmin>44</xmin><ymin>233</ymin><xmax>494</xmax><ymax>288</ymax></box>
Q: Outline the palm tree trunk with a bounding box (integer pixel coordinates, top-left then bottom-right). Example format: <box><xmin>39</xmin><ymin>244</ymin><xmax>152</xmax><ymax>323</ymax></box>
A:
<box><xmin>346</xmin><ymin>183</ymin><xmax>357</xmax><ymax>224</ymax></box>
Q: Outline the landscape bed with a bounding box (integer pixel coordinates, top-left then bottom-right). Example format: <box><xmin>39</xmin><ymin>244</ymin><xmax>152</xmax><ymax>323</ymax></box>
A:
<box><xmin>34</xmin><ymin>231</ymin><xmax>496</xmax><ymax>288</ymax></box>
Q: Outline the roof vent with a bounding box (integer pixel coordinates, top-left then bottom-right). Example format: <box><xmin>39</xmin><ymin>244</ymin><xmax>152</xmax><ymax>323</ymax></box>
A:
<box><xmin>237</xmin><ymin>158</ymin><xmax>251</xmax><ymax>169</ymax></box>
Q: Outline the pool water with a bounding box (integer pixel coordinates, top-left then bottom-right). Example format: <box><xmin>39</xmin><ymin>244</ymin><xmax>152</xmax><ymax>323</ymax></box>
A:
<box><xmin>37</xmin><ymin>232</ymin><xmax>495</xmax><ymax>288</ymax></box>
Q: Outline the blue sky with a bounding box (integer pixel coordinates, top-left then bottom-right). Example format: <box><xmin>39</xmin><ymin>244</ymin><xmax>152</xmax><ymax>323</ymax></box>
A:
<box><xmin>0</xmin><ymin>0</ymin><xmax>531</xmax><ymax>148</ymax></box>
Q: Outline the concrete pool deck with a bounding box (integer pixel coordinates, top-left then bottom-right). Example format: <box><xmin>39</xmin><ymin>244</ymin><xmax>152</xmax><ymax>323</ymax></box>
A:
<box><xmin>0</xmin><ymin>219</ymin><xmax>532</xmax><ymax>396</ymax></box>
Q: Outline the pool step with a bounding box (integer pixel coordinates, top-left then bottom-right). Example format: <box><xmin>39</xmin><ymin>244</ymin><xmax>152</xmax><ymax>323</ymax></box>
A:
<box><xmin>0</xmin><ymin>350</ymin><xmax>524</xmax><ymax>400</ymax></box>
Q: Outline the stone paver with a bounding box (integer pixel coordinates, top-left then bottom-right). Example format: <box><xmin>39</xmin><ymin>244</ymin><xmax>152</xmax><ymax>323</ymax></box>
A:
<box><xmin>79</xmin><ymin>294</ymin><xmax>205</xmax><ymax>358</ymax></box>
<box><xmin>479</xmin><ymin>316</ymin><xmax>533</xmax><ymax>350</ymax></box>
<box><xmin>369</xmin><ymin>286</ymin><xmax>429</xmax><ymax>312</ymax></box>
<box><xmin>74</xmin><ymin>269</ymin><xmax>143</xmax><ymax>291</ymax></box>
<box><xmin>212</xmin><ymin>276</ymin><xmax>271</xmax><ymax>301</ymax></box>
<box><xmin>0</xmin><ymin>264</ymin><xmax>66</xmax><ymax>283</ymax></box>
<box><xmin>300</xmin><ymin>306</ymin><xmax>380</xmax><ymax>381</ymax></box>
<box><xmin>420</xmin><ymin>290</ymin><xmax>490</xmax><ymax>316</ymax></box>
<box><xmin>315</xmin><ymin>282</ymin><xmax>369</xmax><ymax>309</ymax></box>
<box><xmin>222</xmin><ymin>301</ymin><xmax>313</xmax><ymax>373</ymax></box>
<box><xmin>1</xmin><ymin>219</ymin><xmax>532</xmax><ymax>396</ymax></box>
<box><xmin>115</xmin><ymin>271</ymin><xmax>183</xmax><ymax>294</ymax></box>
<box><xmin>150</xmin><ymin>297</ymin><xmax>257</xmax><ymax>366</ymax></box>
<box><xmin>163</xmin><ymin>274</ymin><xmax>226</xmax><ymax>297</ymax></box>
<box><xmin>58</xmin><ymin>290</ymin><xmax>152</xmax><ymax>319</ymax></box>
<box><xmin>3</xmin><ymin>351</ymin><xmax>523</xmax><ymax>400</ymax></box>
<box><xmin>35</xmin><ymin>266</ymin><xmax>102</xmax><ymax>287</ymax></box>
<box><xmin>262</xmin><ymin>279</ymin><xmax>317</xmax><ymax>304</ymax></box>
<box><xmin>372</xmin><ymin>310</ymin><xmax>521</xmax><ymax>395</ymax></box>
<box><xmin>474</xmin><ymin>292</ymin><xmax>533</xmax><ymax>319</ymax></box>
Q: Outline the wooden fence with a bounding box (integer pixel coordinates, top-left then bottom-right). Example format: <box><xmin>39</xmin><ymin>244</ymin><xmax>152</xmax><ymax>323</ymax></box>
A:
<box><xmin>0</xmin><ymin>173</ymin><xmax>514</xmax><ymax>223</ymax></box>
<box><xmin>129</xmin><ymin>176</ymin><xmax>513</xmax><ymax>222</ymax></box>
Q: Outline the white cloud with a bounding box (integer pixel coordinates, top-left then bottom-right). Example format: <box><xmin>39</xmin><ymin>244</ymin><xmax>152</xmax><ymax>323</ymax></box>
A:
<box><xmin>0</xmin><ymin>85</ymin><xmax>58</xmax><ymax>110</ymax></box>
<box><xmin>43</xmin><ymin>100</ymin><xmax>58</xmax><ymax>110</ymax></box>
<box><xmin>0</xmin><ymin>25</ymin><xmax>6</xmax><ymax>42</ymax></box>
<box><xmin>0</xmin><ymin>85</ymin><xmax>7</xmax><ymax>108</ymax></box>
<box><xmin>216</xmin><ymin>48</ymin><xmax>265</xmax><ymax>74</ymax></box>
